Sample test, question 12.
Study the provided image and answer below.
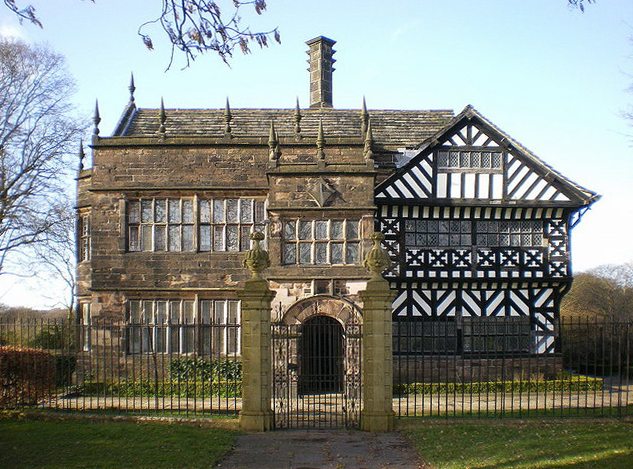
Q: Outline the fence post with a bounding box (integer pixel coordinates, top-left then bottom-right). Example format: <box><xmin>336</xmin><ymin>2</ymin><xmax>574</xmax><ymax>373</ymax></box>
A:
<box><xmin>237</xmin><ymin>232</ymin><xmax>275</xmax><ymax>431</ymax></box>
<box><xmin>359</xmin><ymin>232</ymin><xmax>396</xmax><ymax>432</ymax></box>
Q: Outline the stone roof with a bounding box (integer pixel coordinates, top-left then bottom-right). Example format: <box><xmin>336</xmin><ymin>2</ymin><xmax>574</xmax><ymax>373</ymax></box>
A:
<box><xmin>115</xmin><ymin>107</ymin><xmax>455</xmax><ymax>149</ymax></box>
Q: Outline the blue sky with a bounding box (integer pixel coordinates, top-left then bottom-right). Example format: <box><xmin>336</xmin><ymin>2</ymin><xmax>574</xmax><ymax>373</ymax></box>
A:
<box><xmin>1</xmin><ymin>0</ymin><xmax>632</xmax><ymax>308</ymax></box>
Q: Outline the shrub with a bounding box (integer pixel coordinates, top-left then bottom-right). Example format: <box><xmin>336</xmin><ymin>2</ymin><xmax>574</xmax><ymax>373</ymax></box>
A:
<box><xmin>80</xmin><ymin>380</ymin><xmax>241</xmax><ymax>398</ymax></box>
<box><xmin>0</xmin><ymin>346</ymin><xmax>55</xmax><ymax>408</ymax></box>
<box><xmin>394</xmin><ymin>375</ymin><xmax>604</xmax><ymax>396</ymax></box>
<box><xmin>169</xmin><ymin>357</ymin><xmax>242</xmax><ymax>382</ymax></box>
<box><xmin>29</xmin><ymin>326</ymin><xmax>67</xmax><ymax>350</ymax></box>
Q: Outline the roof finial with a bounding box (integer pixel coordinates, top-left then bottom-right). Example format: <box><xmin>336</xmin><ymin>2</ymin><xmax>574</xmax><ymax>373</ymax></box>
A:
<box><xmin>364</xmin><ymin>119</ymin><xmax>374</xmax><ymax>160</ymax></box>
<box><xmin>224</xmin><ymin>97</ymin><xmax>232</xmax><ymax>135</ymax></box>
<box><xmin>361</xmin><ymin>96</ymin><xmax>369</xmax><ymax>135</ymax></box>
<box><xmin>158</xmin><ymin>97</ymin><xmax>166</xmax><ymax>136</ymax></box>
<box><xmin>294</xmin><ymin>98</ymin><xmax>302</xmax><ymax>135</ymax></box>
<box><xmin>78</xmin><ymin>139</ymin><xmax>85</xmax><ymax>172</ymax></box>
<box><xmin>93</xmin><ymin>100</ymin><xmax>101</xmax><ymax>137</ymax></box>
<box><xmin>268</xmin><ymin>121</ymin><xmax>281</xmax><ymax>161</ymax></box>
<box><xmin>316</xmin><ymin>119</ymin><xmax>325</xmax><ymax>160</ymax></box>
<box><xmin>129</xmin><ymin>72</ymin><xmax>136</xmax><ymax>103</ymax></box>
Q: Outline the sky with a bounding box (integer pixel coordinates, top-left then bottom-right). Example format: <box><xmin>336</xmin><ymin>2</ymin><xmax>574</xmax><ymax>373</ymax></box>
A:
<box><xmin>0</xmin><ymin>0</ymin><xmax>632</xmax><ymax>309</ymax></box>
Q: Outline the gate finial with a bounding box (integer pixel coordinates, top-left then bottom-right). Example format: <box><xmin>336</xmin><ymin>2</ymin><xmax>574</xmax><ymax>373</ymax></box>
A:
<box><xmin>363</xmin><ymin>232</ymin><xmax>391</xmax><ymax>280</ymax></box>
<box><xmin>243</xmin><ymin>232</ymin><xmax>270</xmax><ymax>280</ymax></box>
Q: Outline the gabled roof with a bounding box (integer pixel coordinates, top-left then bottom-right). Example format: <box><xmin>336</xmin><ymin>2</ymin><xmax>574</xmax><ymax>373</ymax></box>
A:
<box><xmin>376</xmin><ymin>105</ymin><xmax>599</xmax><ymax>206</ymax></box>
<box><xmin>111</xmin><ymin>107</ymin><xmax>454</xmax><ymax>149</ymax></box>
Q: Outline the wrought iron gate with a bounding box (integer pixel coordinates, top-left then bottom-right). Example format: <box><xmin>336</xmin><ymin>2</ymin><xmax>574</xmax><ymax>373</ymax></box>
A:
<box><xmin>272</xmin><ymin>317</ymin><xmax>362</xmax><ymax>429</ymax></box>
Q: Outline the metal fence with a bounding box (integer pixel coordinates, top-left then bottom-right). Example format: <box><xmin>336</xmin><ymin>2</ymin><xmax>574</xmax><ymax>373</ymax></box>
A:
<box><xmin>0</xmin><ymin>318</ymin><xmax>241</xmax><ymax>416</ymax></box>
<box><xmin>1</xmin><ymin>317</ymin><xmax>631</xmax><ymax>420</ymax></box>
<box><xmin>393</xmin><ymin>317</ymin><xmax>632</xmax><ymax>418</ymax></box>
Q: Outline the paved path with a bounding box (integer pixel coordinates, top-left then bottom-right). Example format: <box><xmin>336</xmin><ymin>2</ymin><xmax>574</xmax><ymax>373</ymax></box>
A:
<box><xmin>215</xmin><ymin>430</ymin><xmax>423</xmax><ymax>469</ymax></box>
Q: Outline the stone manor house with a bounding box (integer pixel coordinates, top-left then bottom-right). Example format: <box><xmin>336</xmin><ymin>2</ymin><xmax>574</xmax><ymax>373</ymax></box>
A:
<box><xmin>76</xmin><ymin>37</ymin><xmax>598</xmax><ymax>370</ymax></box>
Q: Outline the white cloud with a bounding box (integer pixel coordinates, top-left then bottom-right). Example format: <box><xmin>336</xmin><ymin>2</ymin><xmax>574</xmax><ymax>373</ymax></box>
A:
<box><xmin>0</xmin><ymin>19</ymin><xmax>29</xmax><ymax>40</ymax></box>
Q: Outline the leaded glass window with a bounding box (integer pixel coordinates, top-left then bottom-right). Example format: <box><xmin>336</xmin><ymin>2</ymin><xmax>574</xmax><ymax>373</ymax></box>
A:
<box><xmin>282</xmin><ymin>219</ymin><xmax>360</xmax><ymax>265</ymax></box>
<box><xmin>437</xmin><ymin>150</ymin><xmax>503</xmax><ymax>170</ymax></box>
<box><xmin>199</xmin><ymin>199</ymin><xmax>266</xmax><ymax>252</ymax></box>
<box><xmin>127</xmin><ymin>199</ymin><xmax>195</xmax><ymax>252</ymax></box>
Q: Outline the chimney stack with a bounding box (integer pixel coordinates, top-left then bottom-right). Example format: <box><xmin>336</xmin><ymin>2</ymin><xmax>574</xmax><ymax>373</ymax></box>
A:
<box><xmin>306</xmin><ymin>36</ymin><xmax>336</xmax><ymax>109</ymax></box>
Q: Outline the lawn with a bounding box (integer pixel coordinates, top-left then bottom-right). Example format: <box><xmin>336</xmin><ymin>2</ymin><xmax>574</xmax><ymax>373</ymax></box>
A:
<box><xmin>0</xmin><ymin>417</ymin><xmax>237</xmax><ymax>469</ymax></box>
<box><xmin>406</xmin><ymin>420</ymin><xmax>633</xmax><ymax>469</ymax></box>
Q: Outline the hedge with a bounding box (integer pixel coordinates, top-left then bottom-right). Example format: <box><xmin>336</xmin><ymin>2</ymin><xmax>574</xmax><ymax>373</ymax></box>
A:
<box><xmin>169</xmin><ymin>357</ymin><xmax>242</xmax><ymax>382</ymax></box>
<box><xmin>394</xmin><ymin>375</ymin><xmax>604</xmax><ymax>395</ymax></box>
<box><xmin>80</xmin><ymin>380</ymin><xmax>242</xmax><ymax>398</ymax></box>
<box><xmin>0</xmin><ymin>346</ymin><xmax>55</xmax><ymax>408</ymax></box>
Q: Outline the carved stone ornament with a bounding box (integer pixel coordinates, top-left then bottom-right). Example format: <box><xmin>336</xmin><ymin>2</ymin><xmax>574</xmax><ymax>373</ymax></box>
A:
<box><xmin>307</xmin><ymin>177</ymin><xmax>337</xmax><ymax>207</ymax></box>
<box><xmin>243</xmin><ymin>232</ymin><xmax>270</xmax><ymax>279</ymax></box>
<box><xmin>363</xmin><ymin>232</ymin><xmax>392</xmax><ymax>280</ymax></box>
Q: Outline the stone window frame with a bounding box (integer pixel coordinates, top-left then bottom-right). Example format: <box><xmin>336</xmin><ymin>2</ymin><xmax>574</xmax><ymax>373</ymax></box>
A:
<box><xmin>127</xmin><ymin>198</ymin><xmax>195</xmax><ymax>252</ymax></box>
<box><xmin>199</xmin><ymin>198</ymin><xmax>266</xmax><ymax>252</ymax></box>
<box><xmin>80</xmin><ymin>302</ymin><xmax>91</xmax><ymax>351</ymax></box>
<box><xmin>78</xmin><ymin>213</ymin><xmax>91</xmax><ymax>261</ymax></box>
<box><xmin>126</xmin><ymin>197</ymin><xmax>266</xmax><ymax>253</ymax></box>
<box><xmin>282</xmin><ymin>219</ymin><xmax>361</xmax><ymax>265</ymax></box>
<box><xmin>125</xmin><ymin>299</ymin><xmax>241</xmax><ymax>356</ymax></box>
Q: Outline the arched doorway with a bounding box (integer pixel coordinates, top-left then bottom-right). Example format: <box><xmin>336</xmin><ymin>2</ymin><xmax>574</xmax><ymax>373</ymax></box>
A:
<box><xmin>271</xmin><ymin>296</ymin><xmax>363</xmax><ymax>429</ymax></box>
<box><xmin>299</xmin><ymin>316</ymin><xmax>343</xmax><ymax>394</ymax></box>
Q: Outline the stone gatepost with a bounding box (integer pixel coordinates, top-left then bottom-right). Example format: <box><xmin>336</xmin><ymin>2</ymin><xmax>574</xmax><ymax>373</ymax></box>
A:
<box><xmin>238</xmin><ymin>232</ymin><xmax>275</xmax><ymax>431</ymax></box>
<box><xmin>359</xmin><ymin>232</ymin><xmax>396</xmax><ymax>432</ymax></box>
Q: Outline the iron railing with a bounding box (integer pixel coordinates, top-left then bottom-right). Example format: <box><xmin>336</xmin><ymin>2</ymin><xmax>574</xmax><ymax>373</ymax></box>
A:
<box><xmin>1</xmin><ymin>317</ymin><xmax>631</xmax><ymax>420</ymax></box>
<box><xmin>0</xmin><ymin>318</ymin><xmax>241</xmax><ymax>416</ymax></box>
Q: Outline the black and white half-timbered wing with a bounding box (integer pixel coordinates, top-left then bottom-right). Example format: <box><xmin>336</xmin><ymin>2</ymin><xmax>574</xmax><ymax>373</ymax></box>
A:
<box><xmin>376</xmin><ymin>105</ymin><xmax>599</xmax><ymax>355</ymax></box>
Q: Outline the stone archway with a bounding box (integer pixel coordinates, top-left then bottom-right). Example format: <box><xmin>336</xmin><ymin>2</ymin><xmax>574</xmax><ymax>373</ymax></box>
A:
<box><xmin>280</xmin><ymin>295</ymin><xmax>363</xmax><ymax>327</ymax></box>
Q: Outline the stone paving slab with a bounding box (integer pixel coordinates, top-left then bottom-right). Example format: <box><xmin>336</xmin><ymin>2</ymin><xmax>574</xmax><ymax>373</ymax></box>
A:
<box><xmin>215</xmin><ymin>430</ymin><xmax>423</xmax><ymax>469</ymax></box>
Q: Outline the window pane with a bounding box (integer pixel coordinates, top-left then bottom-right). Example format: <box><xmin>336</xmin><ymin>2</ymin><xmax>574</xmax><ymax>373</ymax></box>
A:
<box><xmin>169</xmin><ymin>199</ymin><xmax>181</xmax><ymax>223</ymax></box>
<box><xmin>200</xmin><ymin>200</ymin><xmax>211</xmax><ymax>223</ymax></box>
<box><xmin>141</xmin><ymin>200</ymin><xmax>152</xmax><ymax>223</ymax></box>
<box><xmin>214</xmin><ymin>301</ymin><xmax>226</xmax><ymax>324</ymax></box>
<box><xmin>200</xmin><ymin>301</ymin><xmax>212</xmax><ymax>324</ymax></box>
<box><xmin>331</xmin><ymin>221</ymin><xmax>344</xmax><ymax>239</ymax></box>
<box><xmin>200</xmin><ymin>225</ymin><xmax>211</xmax><ymax>251</ymax></box>
<box><xmin>299</xmin><ymin>243</ymin><xmax>312</xmax><ymax>264</ymax></box>
<box><xmin>346</xmin><ymin>243</ymin><xmax>359</xmax><ymax>264</ymax></box>
<box><xmin>240</xmin><ymin>226</ymin><xmax>251</xmax><ymax>251</ymax></box>
<box><xmin>129</xmin><ymin>226</ymin><xmax>140</xmax><ymax>251</ymax></box>
<box><xmin>227</xmin><ymin>199</ymin><xmax>238</xmax><ymax>223</ymax></box>
<box><xmin>284</xmin><ymin>221</ymin><xmax>296</xmax><ymax>240</ymax></box>
<box><xmin>254</xmin><ymin>201</ymin><xmax>266</xmax><ymax>222</ymax></box>
<box><xmin>315</xmin><ymin>243</ymin><xmax>327</xmax><ymax>264</ymax></box>
<box><xmin>283</xmin><ymin>243</ymin><xmax>296</xmax><ymax>264</ymax></box>
<box><xmin>228</xmin><ymin>301</ymin><xmax>239</xmax><ymax>323</ymax></box>
<box><xmin>130</xmin><ymin>301</ymin><xmax>142</xmax><ymax>323</ymax></box>
<box><xmin>331</xmin><ymin>243</ymin><xmax>343</xmax><ymax>264</ymax></box>
<box><xmin>128</xmin><ymin>200</ymin><xmax>140</xmax><ymax>224</ymax></box>
<box><xmin>214</xmin><ymin>226</ymin><xmax>225</xmax><ymax>251</ymax></box>
<box><xmin>315</xmin><ymin>221</ymin><xmax>328</xmax><ymax>240</ymax></box>
<box><xmin>183</xmin><ymin>301</ymin><xmax>195</xmax><ymax>324</ymax></box>
<box><xmin>169</xmin><ymin>301</ymin><xmax>180</xmax><ymax>323</ymax></box>
<box><xmin>183</xmin><ymin>200</ymin><xmax>194</xmax><ymax>223</ymax></box>
<box><xmin>240</xmin><ymin>199</ymin><xmax>252</xmax><ymax>223</ymax></box>
<box><xmin>347</xmin><ymin>220</ymin><xmax>359</xmax><ymax>239</ymax></box>
<box><xmin>227</xmin><ymin>225</ymin><xmax>238</xmax><ymax>251</ymax></box>
<box><xmin>213</xmin><ymin>200</ymin><xmax>225</xmax><ymax>223</ymax></box>
<box><xmin>169</xmin><ymin>225</ymin><xmax>181</xmax><ymax>251</ymax></box>
<box><xmin>155</xmin><ymin>225</ymin><xmax>166</xmax><ymax>251</ymax></box>
<box><xmin>141</xmin><ymin>225</ymin><xmax>153</xmax><ymax>251</ymax></box>
<box><xmin>156</xmin><ymin>301</ymin><xmax>168</xmax><ymax>324</ymax></box>
<box><xmin>155</xmin><ymin>199</ymin><xmax>166</xmax><ymax>223</ymax></box>
<box><xmin>492</xmin><ymin>152</ymin><xmax>502</xmax><ymax>168</ymax></box>
<box><xmin>182</xmin><ymin>225</ymin><xmax>194</xmax><ymax>251</ymax></box>
<box><xmin>299</xmin><ymin>221</ymin><xmax>312</xmax><ymax>240</ymax></box>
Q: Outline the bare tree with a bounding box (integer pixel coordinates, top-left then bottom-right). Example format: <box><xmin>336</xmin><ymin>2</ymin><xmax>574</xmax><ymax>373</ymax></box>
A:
<box><xmin>28</xmin><ymin>198</ymin><xmax>76</xmax><ymax>319</ymax></box>
<box><xmin>4</xmin><ymin>1</ymin><xmax>280</xmax><ymax>68</ymax></box>
<box><xmin>0</xmin><ymin>39</ymin><xmax>84</xmax><ymax>276</ymax></box>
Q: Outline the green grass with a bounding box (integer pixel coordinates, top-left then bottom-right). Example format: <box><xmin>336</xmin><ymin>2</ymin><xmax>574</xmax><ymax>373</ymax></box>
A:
<box><xmin>0</xmin><ymin>417</ymin><xmax>237</xmax><ymax>468</ymax></box>
<box><xmin>406</xmin><ymin>420</ymin><xmax>633</xmax><ymax>469</ymax></box>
